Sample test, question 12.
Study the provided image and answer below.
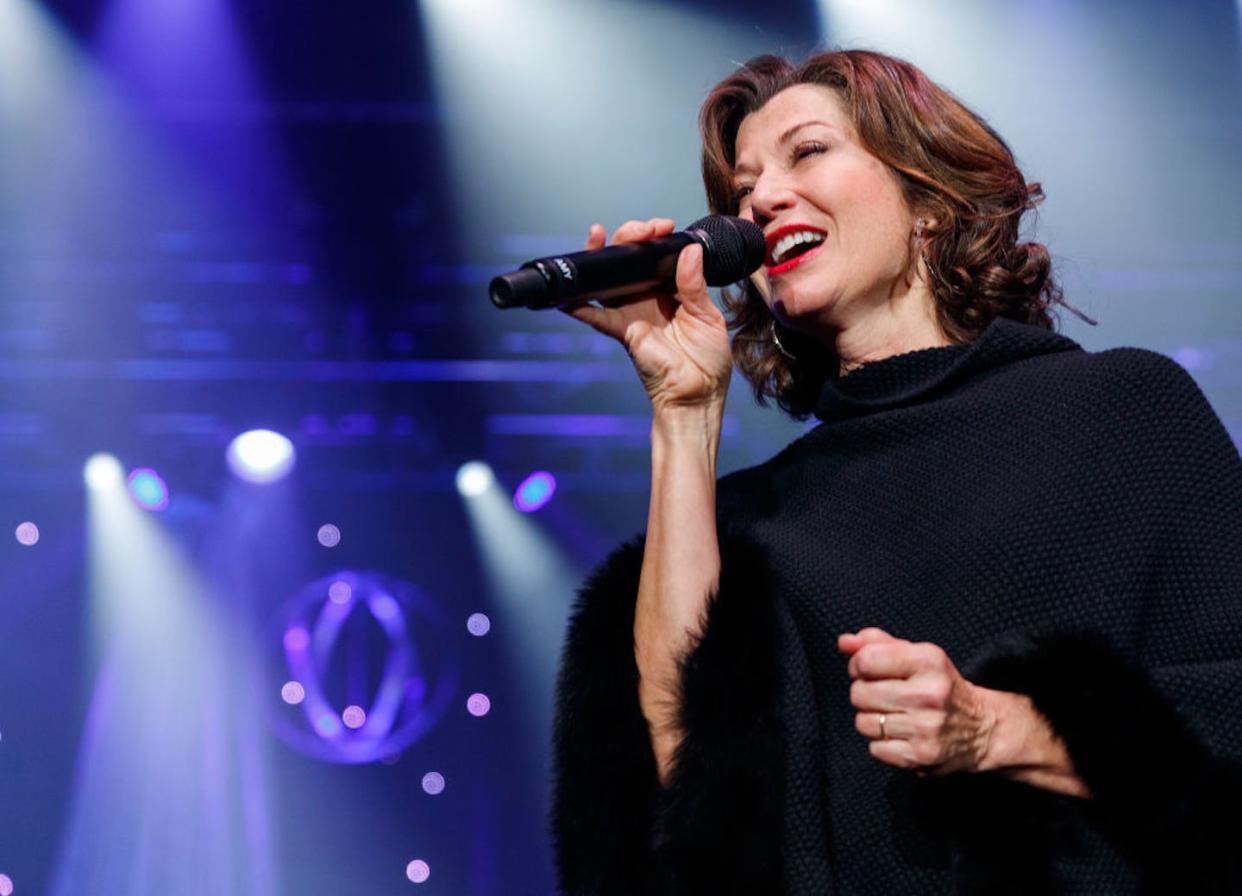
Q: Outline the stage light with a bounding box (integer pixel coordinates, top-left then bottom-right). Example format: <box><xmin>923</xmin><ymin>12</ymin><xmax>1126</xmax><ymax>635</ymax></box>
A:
<box><xmin>226</xmin><ymin>429</ymin><xmax>295</xmax><ymax>484</ymax></box>
<box><xmin>421</xmin><ymin>771</ymin><xmax>445</xmax><ymax>795</ymax></box>
<box><xmin>316</xmin><ymin>524</ymin><xmax>341</xmax><ymax>547</ymax></box>
<box><xmin>513</xmin><ymin>471</ymin><xmax>556</xmax><ymax>512</ymax></box>
<box><xmin>405</xmin><ymin>860</ymin><xmax>430</xmax><ymax>884</ymax></box>
<box><xmin>0</xmin><ymin>872</ymin><xmax>12</xmax><ymax>896</ymax></box>
<box><xmin>281</xmin><ymin>681</ymin><xmax>305</xmax><ymax>705</ymax></box>
<box><xmin>84</xmin><ymin>454</ymin><xmax>124</xmax><ymax>490</ymax></box>
<box><xmin>342</xmin><ymin>705</ymin><xmax>366</xmax><ymax>729</ymax></box>
<box><xmin>466</xmin><ymin>692</ymin><xmax>491</xmax><ymax>717</ymax></box>
<box><xmin>466</xmin><ymin>612</ymin><xmax>490</xmax><ymax>636</ymax></box>
<box><xmin>455</xmin><ymin>461</ymin><xmax>494</xmax><ymax>497</ymax></box>
<box><xmin>15</xmin><ymin>521</ymin><xmax>39</xmax><ymax>546</ymax></box>
<box><xmin>127</xmin><ymin>467</ymin><xmax>169</xmax><ymax>511</ymax></box>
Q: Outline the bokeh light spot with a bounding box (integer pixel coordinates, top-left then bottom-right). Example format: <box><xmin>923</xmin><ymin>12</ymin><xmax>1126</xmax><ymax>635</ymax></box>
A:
<box><xmin>514</xmin><ymin>470</ymin><xmax>556</xmax><ymax>512</ymax></box>
<box><xmin>328</xmin><ymin>580</ymin><xmax>352</xmax><ymax>604</ymax></box>
<box><xmin>0</xmin><ymin>873</ymin><xmax>13</xmax><ymax>896</ymax></box>
<box><xmin>466</xmin><ymin>693</ymin><xmax>491</xmax><ymax>717</ymax></box>
<box><xmin>14</xmin><ymin>522</ymin><xmax>39</xmax><ymax>546</ymax></box>
<box><xmin>421</xmin><ymin>771</ymin><xmax>445</xmax><ymax>795</ymax></box>
<box><xmin>317</xmin><ymin>524</ymin><xmax>341</xmax><ymax>547</ymax></box>
<box><xmin>406</xmin><ymin>860</ymin><xmax>430</xmax><ymax>884</ymax></box>
<box><xmin>281</xmin><ymin>681</ymin><xmax>306</xmax><ymax>705</ymax></box>
<box><xmin>342</xmin><ymin>705</ymin><xmax>366</xmax><ymax>729</ymax></box>
<box><xmin>466</xmin><ymin>612</ymin><xmax>491</xmax><ymax>637</ymax></box>
<box><xmin>127</xmin><ymin>467</ymin><xmax>170</xmax><ymax>511</ymax></box>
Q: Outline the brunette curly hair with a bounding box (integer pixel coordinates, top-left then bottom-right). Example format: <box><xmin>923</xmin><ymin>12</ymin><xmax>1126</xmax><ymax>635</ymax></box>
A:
<box><xmin>700</xmin><ymin>50</ymin><xmax>1082</xmax><ymax>417</ymax></box>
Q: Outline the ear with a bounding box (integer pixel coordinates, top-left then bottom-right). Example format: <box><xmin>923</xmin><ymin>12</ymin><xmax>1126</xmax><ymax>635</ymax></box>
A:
<box><xmin>913</xmin><ymin>215</ymin><xmax>938</xmax><ymax>242</ymax></box>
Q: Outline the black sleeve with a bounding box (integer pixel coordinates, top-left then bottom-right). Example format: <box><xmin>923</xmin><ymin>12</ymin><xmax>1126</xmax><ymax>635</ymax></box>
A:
<box><xmin>550</xmin><ymin>532</ymin><xmax>784</xmax><ymax>895</ymax></box>
<box><xmin>969</xmin><ymin>633</ymin><xmax>1242</xmax><ymax>893</ymax></box>
<box><xmin>965</xmin><ymin>352</ymin><xmax>1242</xmax><ymax>892</ymax></box>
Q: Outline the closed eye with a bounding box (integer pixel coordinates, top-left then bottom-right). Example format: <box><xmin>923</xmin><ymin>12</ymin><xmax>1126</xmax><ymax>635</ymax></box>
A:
<box><xmin>794</xmin><ymin>141</ymin><xmax>827</xmax><ymax>161</ymax></box>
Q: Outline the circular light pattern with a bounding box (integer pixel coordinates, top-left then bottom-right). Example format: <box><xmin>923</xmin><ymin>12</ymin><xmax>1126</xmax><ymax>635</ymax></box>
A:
<box><xmin>466</xmin><ymin>613</ymin><xmax>491</xmax><ymax>637</ymax></box>
<box><xmin>226</xmin><ymin>429</ymin><xmax>296</xmax><ymax>484</ymax></box>
<box><xmin>283</xmin><ymin>627</ymin><xmax>310</xmax><ymax>652</ymax></box>
<box><xmin>514</xmin><ymin>471</ymin><xmax>557</xmax><ymax>512</ymax></box>
<box><xmin>466</xmin><ymin>693</ymin><xmax>491</xmax><ymax>717</ymax></box>
<box><xmin>421</xmin><ymin>771</ymin><xmax>445</xmax><ymax>795</ymax></box>
<box><xmin>455</xmin><ymin>461</ymin><xmax>494</xmax><ymax>497</ymax></box>
<box><xmin>317</xmin><ymin>524</ymin><xmax>341</xmax><ymax>547</ymax></box>
<box><xmin>370</xmin><ymin>593</ymin><xmax>399</xmax><ymax>622</ymax></box>
<box><xmin>316</xmin><ymin>714</ymin><xmax>342</xmax><ymax>737</ymax></box>
<box><xmin>84</xmin><ymin>453</ymin><xmax>124</xmax><ymax>490</ymax></box>
<box><xmin>15</xmin><ymin>522</ymin><xmax>38</xmax><ymax>546</ymax></box>
<box><xmin>328</xmin><ymin>580</ymin><xmax>352</xmax><ymax>604</ymax></box>
<box><xmin>271</xmin><ymin>571</ymin><xmax>459</xmax><ymax>764</ymax></box>
<box><xmin>0</xmin><ymin>873</ymin><xmax>13</xmax><ymax>896</ymax></box>
<box><xmin>281</xmin><ymin>681</ymin><xmax>306</xmax><ymax>705</ymax></box>
<box><xmin>406</xmin><ymin>860</ymin><xmax>430</xmax><ymax>884</ymax></box>
<box><xmin>127</xmin><ymin>467</ymin><xmax>170</xmax><ymax>511</ymax></box>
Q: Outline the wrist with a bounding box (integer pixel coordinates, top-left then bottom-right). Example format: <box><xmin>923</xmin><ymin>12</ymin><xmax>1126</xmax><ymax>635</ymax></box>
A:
<box><xmin>651</xmin><ymin>402</ymin><xmax>725</xmax><ymax>453</ymax></box>
<box><xmin>973</xmin><ymin>687</ymin><xmax>1032</xmax><ymax>774</ymax></box>
<box><xmin>974</xmin><ymin>686</ymin><xmax>1090</xmax><ymax>798</ymax></box>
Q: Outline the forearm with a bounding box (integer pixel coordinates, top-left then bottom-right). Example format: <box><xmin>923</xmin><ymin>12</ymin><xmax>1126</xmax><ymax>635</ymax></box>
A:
<box><xmin>635</xmin><ymin>404</ymin><xmax>723</xmax><ymax>783</ymax></box>
<box><xmin>975</xmin><ymin>686</ymin><xmax>1090</xmax><ymax>798</ymax></box>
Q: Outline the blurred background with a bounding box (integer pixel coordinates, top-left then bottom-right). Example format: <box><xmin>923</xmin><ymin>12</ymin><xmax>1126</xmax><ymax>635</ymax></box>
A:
<box><xmin>0</xmin><ymin>0</ymin><xmax>1238</xmax><ymax>893</ymax></box>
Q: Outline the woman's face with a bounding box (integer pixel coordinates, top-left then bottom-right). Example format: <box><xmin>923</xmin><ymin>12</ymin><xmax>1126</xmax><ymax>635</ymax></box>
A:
<box><xmin>733</xmin><ymin>84</ymin><xmax>921</xmax><ymax>339</ymax></box>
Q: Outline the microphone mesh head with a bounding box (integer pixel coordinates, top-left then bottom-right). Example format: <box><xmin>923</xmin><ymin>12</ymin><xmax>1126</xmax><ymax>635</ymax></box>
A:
<box><xmin>688</xmin><ymin>215</ymin><xmax>767</xmax><ymax>287</ymax></box>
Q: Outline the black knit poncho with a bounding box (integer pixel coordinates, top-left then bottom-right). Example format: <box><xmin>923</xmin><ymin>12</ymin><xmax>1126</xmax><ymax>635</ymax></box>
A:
<box><xmin>552</xmin><ymin>317</ymin><xmax>1242</xmax><ymax>894</ymax></box>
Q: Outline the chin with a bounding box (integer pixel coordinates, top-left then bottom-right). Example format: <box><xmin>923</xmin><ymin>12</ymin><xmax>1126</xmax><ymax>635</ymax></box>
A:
<box><xmin>771</xmin><ymin>288</ymin><xmax>835</xmax><ymax>330</ymax></box>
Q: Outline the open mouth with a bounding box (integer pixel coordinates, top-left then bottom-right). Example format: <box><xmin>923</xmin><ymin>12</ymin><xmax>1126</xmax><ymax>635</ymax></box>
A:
<box><xmin>765</xmin><ymin>227</ymin><xmax>827</xmax><ymax>271</ymax></box>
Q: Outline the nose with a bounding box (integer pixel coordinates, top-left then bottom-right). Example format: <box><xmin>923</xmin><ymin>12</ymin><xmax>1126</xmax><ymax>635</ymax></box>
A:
<box><xmin>747</xmin><ymin>171</ymin><xmax>796</xmax><ymax>228</ymax></box>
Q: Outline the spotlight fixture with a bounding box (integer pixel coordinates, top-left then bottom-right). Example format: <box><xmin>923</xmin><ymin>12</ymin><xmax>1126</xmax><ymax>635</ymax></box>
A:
<box><xmin>455</xmin><ymin>461</ymin><xmax>494</xmax><ymax>497</ymax></box>
<box><xmin>84</xmin><ymin>454</ymin><xmax>124</xmax><ymax>490</ymax></box>
<box><xmin>226</xmin><ymin>429</ymin><xmax>295</xmax><ymax>484</ymax></box>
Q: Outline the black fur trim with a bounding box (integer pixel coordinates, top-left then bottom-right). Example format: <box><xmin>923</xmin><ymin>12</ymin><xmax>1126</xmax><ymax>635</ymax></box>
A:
<box><xmin>648</xmin><ymin>532</ymin><xmax>783</xmax><ymax>893</ymax></box>
<box><xmin>551</xmin><ymin>537</ymin><xmax>659</xmax><ymax>895</ymax></box>
<box><xmin>550</xmin><ymin>532</ymin><xmax>784</xmax><ymax>895</ymax></box>
<box><xmin>967</xmin><ymin>632</ymin><xmax>1242</xmax><ymax>893</ymax></box>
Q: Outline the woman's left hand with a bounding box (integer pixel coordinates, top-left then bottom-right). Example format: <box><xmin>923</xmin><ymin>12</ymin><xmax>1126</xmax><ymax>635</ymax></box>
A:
<box><xmin>837</xmin><ymin>627</ymin><xmax>998</xmax><ymax>775</ymax></box>
<box><xmin>838</xmin><ymin>627</ymin><xmax>1091</xmax><ymax>796</ymax></box>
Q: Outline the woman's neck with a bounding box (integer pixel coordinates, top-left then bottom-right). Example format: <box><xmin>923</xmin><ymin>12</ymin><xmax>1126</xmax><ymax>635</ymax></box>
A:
<box><xmin>832</xmin><ymin>293</ymin><xmax>951</xmax><ymax>377</ymax></box>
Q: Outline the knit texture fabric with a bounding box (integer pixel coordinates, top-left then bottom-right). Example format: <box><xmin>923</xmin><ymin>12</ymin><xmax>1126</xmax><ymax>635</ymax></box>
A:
<box><xmin>552</xmin><ymin>317</ymin><xmax>1242</xmax><ymax>894</ymax></box>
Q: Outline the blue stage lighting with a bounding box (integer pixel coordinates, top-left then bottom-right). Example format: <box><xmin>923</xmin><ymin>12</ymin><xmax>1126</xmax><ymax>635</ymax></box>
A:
<box><xmin>226</xmin><ymin>429</ymin><xmax>295</xmax><ymax>484</ymax></box>
<box><xmin>513</xmin><ymin>471</ymin><xmax>556</xmax><ymax>512</ymax></box>
<box><xmin>455</xmin><ymin>461</ymin><xmax>494</xmax><ymax>497</ymax></box>
<box><xmin>84</xmin><ymin>453</ymin><xmax>125</xmax><ymax>490</ymax></box>
<box><xmin>127</xmin><ymin>468</ymin><xmax>169</xmax><ymax>511</ymax></box>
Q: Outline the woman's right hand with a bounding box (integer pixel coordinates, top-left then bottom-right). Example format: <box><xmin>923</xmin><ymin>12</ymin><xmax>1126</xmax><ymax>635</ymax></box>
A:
<box><xmin>564</xmin><ymin>219</ymin><xmax>733</xmax><ymax>414</ymax></box>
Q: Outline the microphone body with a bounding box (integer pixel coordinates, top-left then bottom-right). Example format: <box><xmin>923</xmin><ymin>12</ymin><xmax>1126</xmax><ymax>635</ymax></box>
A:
<box><xmin>489</xmin><ymin>215</ymin><xmax>766</xmax><ymax>310</ymax></box>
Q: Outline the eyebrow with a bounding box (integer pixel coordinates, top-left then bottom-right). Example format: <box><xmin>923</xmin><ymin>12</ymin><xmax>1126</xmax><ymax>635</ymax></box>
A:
<box><xmin>733</xmin><ymin>119</ymin><xmax>840</xmax><ymax>177</ymax></box>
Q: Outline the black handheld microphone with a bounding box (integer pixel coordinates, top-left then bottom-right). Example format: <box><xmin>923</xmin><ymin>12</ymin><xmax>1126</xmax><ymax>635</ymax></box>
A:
<box><xmin>489</xmin><ymin>214</ymin><xmax>766</xmax><ymax>310</ymax></box>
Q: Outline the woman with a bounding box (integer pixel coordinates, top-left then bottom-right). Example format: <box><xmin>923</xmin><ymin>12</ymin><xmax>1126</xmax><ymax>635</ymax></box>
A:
<box><xmin>551</xmin><ymin>50</ymin><xmax>1242</xmax><ymax>894</ymax></box>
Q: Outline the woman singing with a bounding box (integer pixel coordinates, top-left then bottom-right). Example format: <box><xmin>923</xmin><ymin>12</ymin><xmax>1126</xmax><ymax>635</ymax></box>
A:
<box><xmin>551</xmin><ymin>50</ymin><xmax>1242</xmax><ymax>894</ymax></box>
